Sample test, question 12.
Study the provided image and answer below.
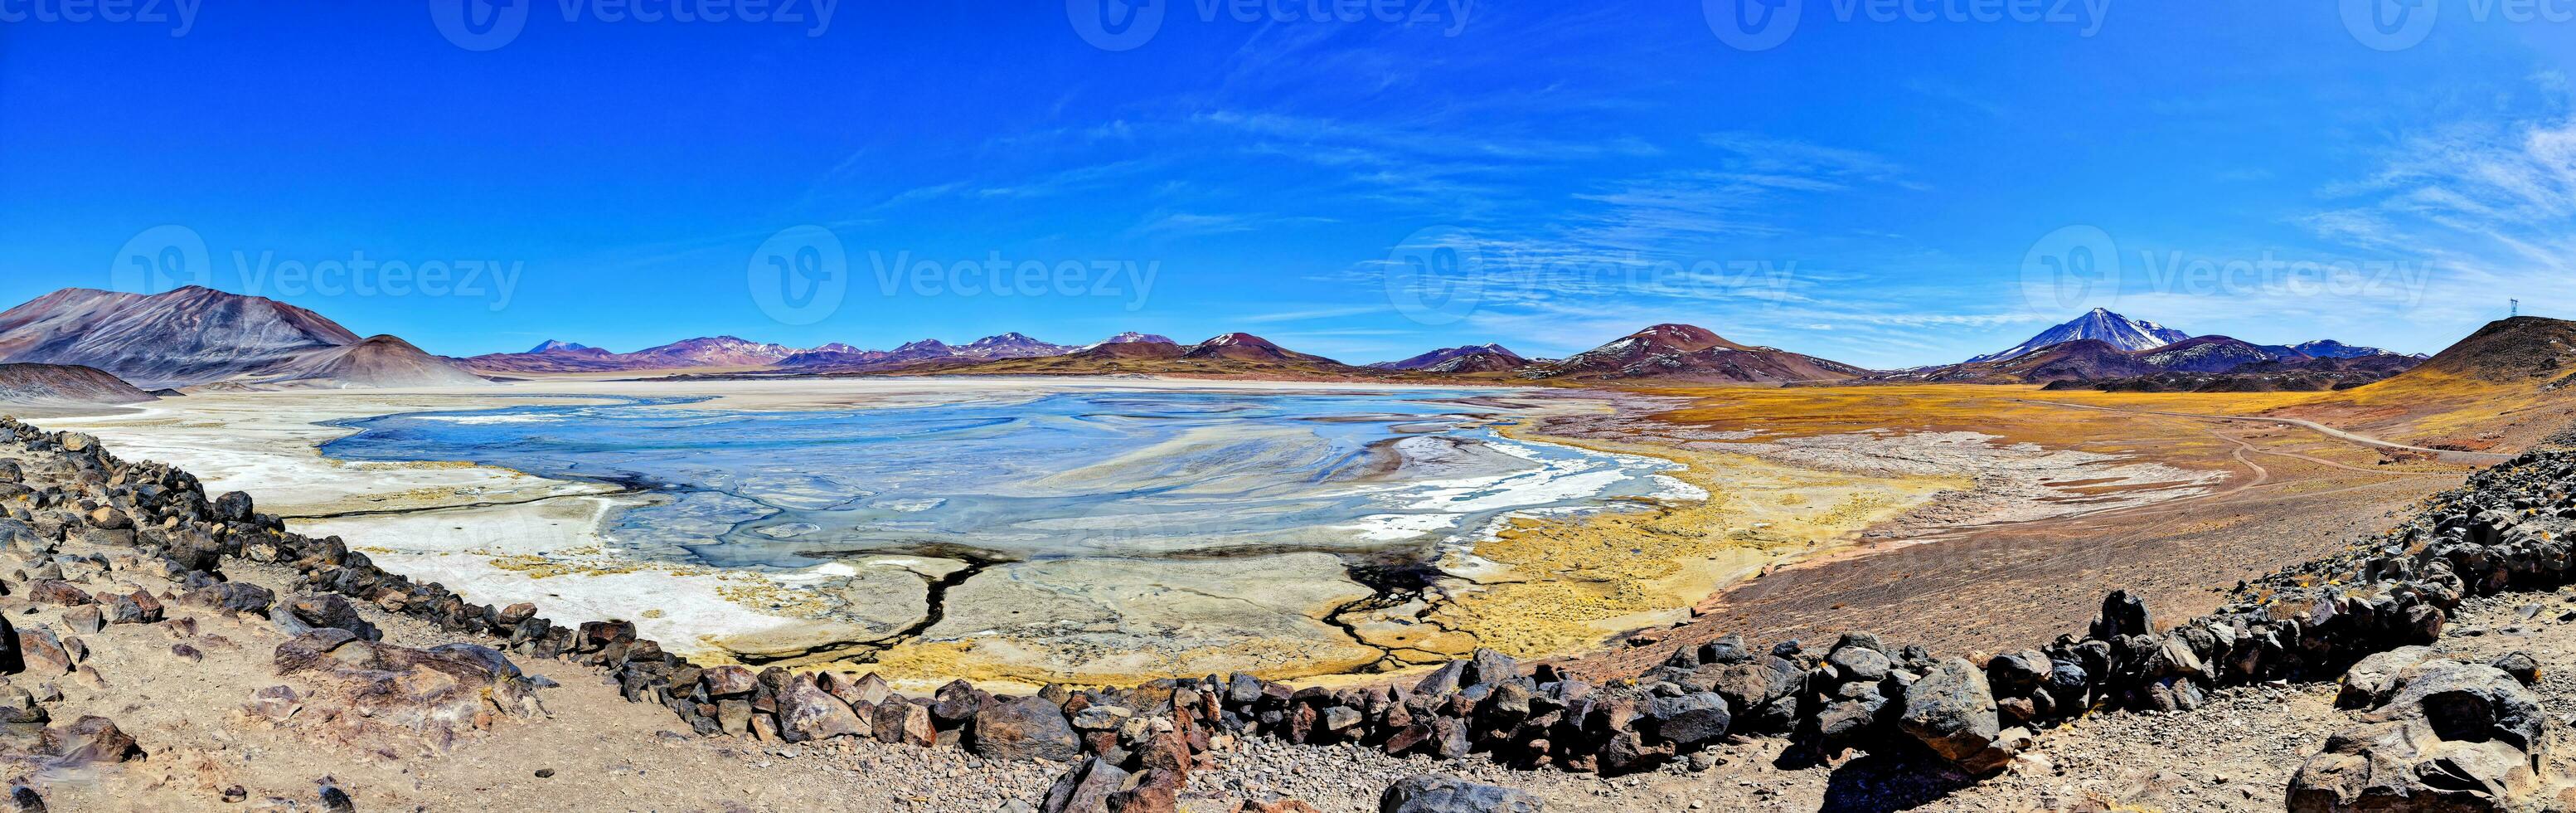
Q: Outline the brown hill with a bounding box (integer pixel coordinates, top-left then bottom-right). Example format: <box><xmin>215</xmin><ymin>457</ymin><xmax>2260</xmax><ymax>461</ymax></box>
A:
<box><xmin>2271</xmin><ymin>317</ymin><xmax>2576</xmax><ymax>454</ymax></box>
<box><xmin>0</xmin><ymin>286</ymin><xmax>486</xmax><ymax>391</ymax></box>
<box><xmin>0</xmin><ymin>287</ymin><xmax>363</xmax><ymax>389</ymax></box>
<box><xmin>1521</xmin><ymin>324</ymin><xmax>1867</xmax><ymax>383</ymax></box>
<box><xmin>0</xmin><ymin>363</ymin><xmax>158</xmax><ymax>407</ymax></box>
<box><xmin>1179</xmin><ymin>333</ymin><xmax>1342</xmax><ymax>364</ymax></box>
<box><xmin>230</xmin><ymin>335</ymin><xmax>492</xmax><ymax>390</ymax></box>
<box><xmin>2403</xmin><ymin>316</ymin><xmax>2576</xmax><ymax>384</ymax></box>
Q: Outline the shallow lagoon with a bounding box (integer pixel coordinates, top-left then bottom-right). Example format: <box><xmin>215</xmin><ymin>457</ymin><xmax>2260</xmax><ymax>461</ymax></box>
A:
<box><xmin>320</xmin><ymin>387</ymin><xmax>1692</xmax><ymax>572</ymax></box>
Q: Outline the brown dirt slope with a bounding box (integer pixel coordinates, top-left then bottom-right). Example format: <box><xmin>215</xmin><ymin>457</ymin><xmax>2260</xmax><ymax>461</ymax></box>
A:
<box><xmin>2274</xmin><ymin>316</ymin><xmax>2576</xmax><ymax>453</ymax></box>
<box><xmin>0</xmin><ymin>363</ymin><xmax>158</xmax><ymax>407</ymax></box>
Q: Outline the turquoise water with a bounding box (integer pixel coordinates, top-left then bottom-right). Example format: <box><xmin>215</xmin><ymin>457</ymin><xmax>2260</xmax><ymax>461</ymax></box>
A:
<box><xmin>319</xmin><ymin>389</ymin><xmax>1688</xmax><ymax>572</ymax></box>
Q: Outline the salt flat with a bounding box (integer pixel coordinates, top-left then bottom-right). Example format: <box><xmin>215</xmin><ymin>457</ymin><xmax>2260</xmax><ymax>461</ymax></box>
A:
<box><xmin>17</xmin><ymin>376</ymin><xmax>2230</xmax><ymax>689</ymax></box>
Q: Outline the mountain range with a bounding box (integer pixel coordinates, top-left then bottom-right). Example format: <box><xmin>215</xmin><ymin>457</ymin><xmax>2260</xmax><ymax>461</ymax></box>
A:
<box><xmin>1870</xmin><ymin>309</ymin><xmax>2423</xmax><ymax>386</ymax></box>
<box><xmin>468</xmin><ymin>331</ymin><xmax>1101</xmax><ymax>376</ymax></box>
<box><xmin>0</xmin><ymin>287</ymin><xmax>2438</xmax><ymax>401</ymax></box>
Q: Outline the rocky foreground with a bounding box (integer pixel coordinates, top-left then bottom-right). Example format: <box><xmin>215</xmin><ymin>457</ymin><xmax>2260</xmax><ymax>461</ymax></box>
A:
<box><xmin>2</xmin><ymin>415</ymin><xmax>2576</xmax><ymax>811</ymax></box>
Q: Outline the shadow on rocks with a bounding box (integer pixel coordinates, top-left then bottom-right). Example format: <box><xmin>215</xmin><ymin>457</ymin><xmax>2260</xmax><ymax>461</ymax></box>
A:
<box><xmin>1814</xmin><ymin>742</ymin><xmax>1979</xmax><ymax>813</ymax></box>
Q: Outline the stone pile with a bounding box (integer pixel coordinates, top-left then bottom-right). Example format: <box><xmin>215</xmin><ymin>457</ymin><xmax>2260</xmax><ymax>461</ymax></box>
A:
<box><xmin>16</xmin><ymin>414</ymin><xmax>2576</xmax><ymax>811</ymax></box>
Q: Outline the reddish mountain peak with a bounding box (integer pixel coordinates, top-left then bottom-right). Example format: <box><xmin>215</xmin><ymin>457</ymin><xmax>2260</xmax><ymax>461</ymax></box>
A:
<box><xmin>1194</xmin><ymin>333</ymin><xmax>1281</xmax><ymax>349</ymax></box>
<box><xmin>1626</xmin><ymin>324</ymin><xmax>1750</xmax><ymax>353</ymax></box>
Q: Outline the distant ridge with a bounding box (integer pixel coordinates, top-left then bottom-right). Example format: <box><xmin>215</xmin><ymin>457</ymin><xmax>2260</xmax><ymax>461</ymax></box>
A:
<box><xmin>1875</xmin><ymin>333</ymin><xmax>2412</xmax><ymax>387</ymax></box>
<box><xmin>2133</xmin><ymin>336</ymin><xmax>2312</xmax><ymax>373</ymax></box>
<box><xmin>1371</xmin><ymin>343</ymin><xmax>1526</xmax><ymax>372</ymax></box>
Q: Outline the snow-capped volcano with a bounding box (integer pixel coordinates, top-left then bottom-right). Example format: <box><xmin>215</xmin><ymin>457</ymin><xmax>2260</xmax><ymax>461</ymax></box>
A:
<box><xmin>951</xmin><ymin>333</ymin><xmax>1075</xmax><ymax>359</ymax></box>
<box><xmin>1970</xmin><ymin>309</ymin><xmax>2190</xmax><ymax>363</ymax></box>
<box><xmin>526</xmin><ymin>339</ymin><xmax>594</xmax><ymax>354</ymax></box>
<box><xmin>1084</xmin><ymin>332</ymin><xmax>1176</xmax><ymax>349</ymax></box>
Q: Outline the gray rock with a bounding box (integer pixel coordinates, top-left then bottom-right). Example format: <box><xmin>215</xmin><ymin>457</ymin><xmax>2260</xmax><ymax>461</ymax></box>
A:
<box><xmin>1462</xmin><ymin>648</ymin><xmax>1519</xmax><ymax>689</ymax></box>
<box><xmin>1413</xmin><ymin>660</ymin><xmax>1467</xmax><ymax>697</ymax></box>
<box><xmin>777</xmin><ymin>679</ymin><xmax>868</xmax><ymax>743</ymax></box>
<box><xmin>2291</xmin><ymin>661</ymin><xmax>2561</xmax><ymax>813</ymax></box>
<box><xmin>1038</xmin><ymin>757</ymin><xmax>1128</xmax><ymax>813</ymax></box>
<box><xmin>1899</xmin><ymin>657</ymin><xmax>2004</xmax><ymax>771</ymax></box>
<box><xmin>1826</xmin><ymin>645</ymin><xmax>1891</xmax><ymax>683</ymax></box>
<box><xmin>2489</xmin><ymin>651</ymin><xmax>2541</xmax><ymax>687</ymax></box>
<box><xmin>1379</xmin><ymin>774</ymin><xmax>1544</xmax><ymax>813</ymax></box>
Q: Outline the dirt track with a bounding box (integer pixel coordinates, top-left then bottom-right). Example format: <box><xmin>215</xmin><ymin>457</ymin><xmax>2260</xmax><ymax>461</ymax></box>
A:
<box><xmin>2016</xmin><ymin>398</ymin><xmax>2515</xmax><ymax>465</ymax></box>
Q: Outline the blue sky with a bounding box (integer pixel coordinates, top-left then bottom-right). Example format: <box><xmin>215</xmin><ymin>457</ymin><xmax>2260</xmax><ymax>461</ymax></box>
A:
<box><xmin>2</xmin><ymin>2</ymin><xmax>2572</xmax><ymax>367</ymax></box>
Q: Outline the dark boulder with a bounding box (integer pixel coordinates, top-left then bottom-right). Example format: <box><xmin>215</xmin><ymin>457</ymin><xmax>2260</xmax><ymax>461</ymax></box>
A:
<box><xmin>972</xmin><ymin>696</ymin><xmax>1082</xmax><ymax>762</ymax></box>
<box><xmin>271</xmin><ymin>594</ymin><xmax>380</xmax><ymax>641</ymax></box>
<box><xmin>213</xmin><ymin>491</ymin><xmax>254</xmax><ymax>523</ymax></box>
<box><xmin>1899</xmin><ymin>657</ymin><xmax>2006</xmax><ymax>772</ymax></box>
<box><xmin>1643</xmin><ymin>693</ymin><xmax>1729</xmax><ymax>749</ymax></box>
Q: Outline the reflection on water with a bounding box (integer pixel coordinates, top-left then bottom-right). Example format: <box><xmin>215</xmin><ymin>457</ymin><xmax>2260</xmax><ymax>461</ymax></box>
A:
<box><xmin>320</xmin><ymin>389</ymin><xmax>1689</xmax><ymax>571</ymax></box>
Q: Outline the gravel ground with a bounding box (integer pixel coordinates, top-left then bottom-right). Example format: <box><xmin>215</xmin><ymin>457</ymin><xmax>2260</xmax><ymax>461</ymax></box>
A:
<box><xmin>1183</xmin><ymin>591</ymin><xmax>2576</xmax><ymax>813</ymax></box>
